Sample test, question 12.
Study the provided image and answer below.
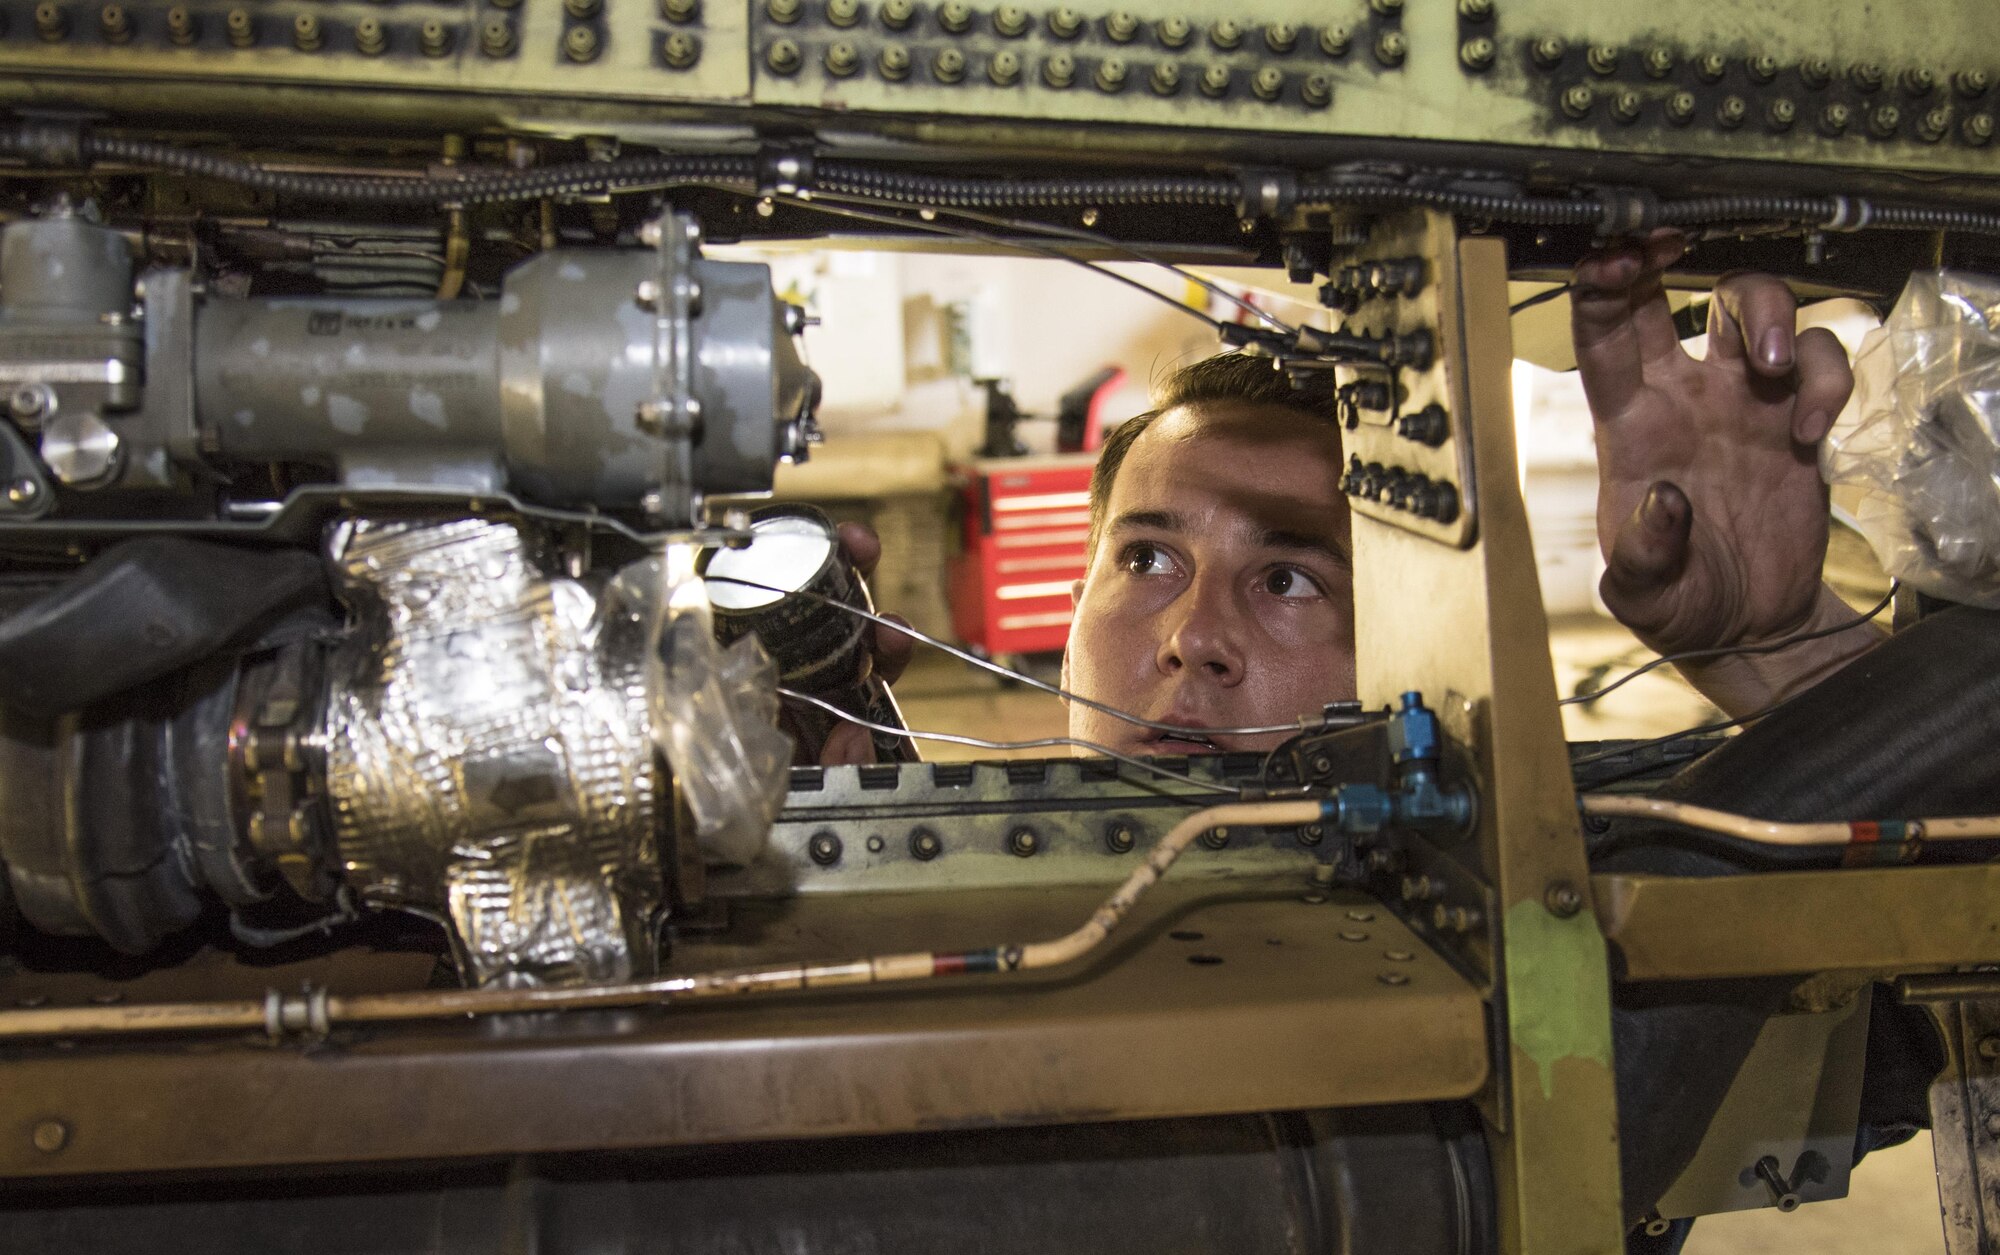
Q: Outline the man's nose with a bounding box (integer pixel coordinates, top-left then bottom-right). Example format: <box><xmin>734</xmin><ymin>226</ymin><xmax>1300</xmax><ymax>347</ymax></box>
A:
<box><xmin>1155</xmin><ymin>571</ymin><xmax>1247</xmax><ymax>685</ymax></box>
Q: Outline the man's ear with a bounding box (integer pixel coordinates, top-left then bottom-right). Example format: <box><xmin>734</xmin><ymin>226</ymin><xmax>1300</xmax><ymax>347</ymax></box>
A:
<box><xmin>1059</xmin><ymin>578</ymin><xmax>1086</xmax><ymax>703</ymax></box>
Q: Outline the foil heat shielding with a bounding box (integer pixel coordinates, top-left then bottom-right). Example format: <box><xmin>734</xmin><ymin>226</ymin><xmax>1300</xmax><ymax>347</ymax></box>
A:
<box><xmin>325</xmin><ymin>519</ymin><xmax>661</xmax><ymax>987</ymax></box>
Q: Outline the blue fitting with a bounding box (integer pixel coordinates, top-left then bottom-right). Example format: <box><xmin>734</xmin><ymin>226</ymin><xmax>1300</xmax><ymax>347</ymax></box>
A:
<box><xmin>1330</xmin><ymin>784</ymin><xmax>1395</xmax><ymax>835</ymax></box>
<box><xmin>1388</xmin><ymin>691</ymin><xmax>1440</xmax><ymax>765</ymax></box>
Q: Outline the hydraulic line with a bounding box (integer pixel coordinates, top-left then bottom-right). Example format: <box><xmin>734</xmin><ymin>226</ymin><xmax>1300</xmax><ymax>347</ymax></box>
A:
<box><xmin>1580</xmin><ymin>795</ymin><xmax>2000</xmax><ymax>849</ymax></box>
<box><xmin>0</xmin><ymin>799</ymin><xmax>1326</xmax><ymax>1042</ymax></box>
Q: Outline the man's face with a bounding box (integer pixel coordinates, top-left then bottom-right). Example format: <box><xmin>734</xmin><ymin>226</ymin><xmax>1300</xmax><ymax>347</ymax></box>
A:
<box><xmin>1063</xmin><ymin>400</ymin><xmax>1356</xmax><ymax>755</ymax></box>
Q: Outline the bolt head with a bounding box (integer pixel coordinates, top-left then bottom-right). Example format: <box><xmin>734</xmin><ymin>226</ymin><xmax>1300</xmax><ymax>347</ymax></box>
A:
<box><xmin>1106</xmin><ymin>824</ymin><xmax>1135</xmax><ymax>853</ymax></box>
<box><xmin>910</xmin><ymin>830</ymin><xmax>942</xmax><ymax>860</ymax></box>
<box><xmin>31</xmin><ymin>1120</ymin><xmax>67</xmax><ymax>1154</ymax></box>
<box><xmin>807</xmin><ymin>832</ymin><xmax>842</xmax><ymax>866</ymax></box>
<box><xmin>1008</xmin><ymin>828</ymin><xmax>1040</xmax><ymax>857</ymax></box>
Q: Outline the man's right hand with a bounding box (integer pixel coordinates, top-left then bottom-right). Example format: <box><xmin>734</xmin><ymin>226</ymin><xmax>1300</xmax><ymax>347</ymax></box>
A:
<box><xmin>817</xmin><ymin>522</ymin><xmax>914</xmax><ymax>766</ymax></box>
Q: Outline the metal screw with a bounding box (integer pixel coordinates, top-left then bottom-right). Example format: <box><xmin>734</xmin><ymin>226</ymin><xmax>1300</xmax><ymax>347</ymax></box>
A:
<box><xmin>937</xmin><ymin>0</ymin><xmax>971</xmax><ymax>31</ymax></box>
<box><xmin>820</xmin><ymin>39</ymin><xmax>858</xmax><ymax>74</ymax></box>
<box><xmin>292</xmin><ymin>11</ymin><xmax>321</xmax><ymax>50</ymax></box>
<box><xmin>1149</xmin><ymin>61</ymin><xmax>1181</xmax><ymax>95</ymax></box>
<box><xmin>1716</xmin><ymin>95</ymin><xmax>1748</xmax><ymax>128</ymax></box>
<box><xmin>31</xmin><ymin>1121</ymin><xmax>67</xmax><ymax>1154</ymax></box>
<box><xmin>1747</xmin><ymin>54</ymin><xmax>1778</xmax><ymax>83</ymax></box>
<box><xmin>1300</xmin><ymin>824</ymin><xmax>1324</xmax><ymax>847</ymax></box>
<box><xmin>1753</xmin><ymin>1156</ymin><xmax>1802</xmax><ymax>1212</ymax></box>
<box><xmin>1318</xmin><ymin>25</ymin><xmax>1350</xmax><ymax>58</ymax></box>
<box><xmin>1301</xmin><ymin>892</ymin><xmax>1327</xmax><ymax>904</ymax></box>
<box><xmin>1585</xmin><ymin>45</ymin><xmax>1618</xmax><ymax>76</ymax></box>
<box><xmin>1199</xmin><ymin>63</ymin><xmax>1230</xmax><ymax>97</ymax></box>
<box><xmin>993</xmin><ymin>3</ymin><xmax>1028</xmax><ymax>35</ymax></box>
<box><xmin>1903</xmin><ymin>67</ymin><xmax>1936</xmax><ymax>97</ymax></box>
<box><xmin>1251</xmin><ymin>66</ymin><xmax>1283</xmax><ymax>101</ymax></box>
<box><xmin>1400</xmin><ymin>874</ymin><xmax>1441</xmax><ymax>902</ymax></box>
<box><xmin>1955</xmin><ymin>69</ymin><xmax>1991</xmax><ymax>100</ymax></box>
<box><xmin>1365</xmin><ymin>847</ymin><xmax>1402</xmax><ymax>873</ymax></box>
<box><xmin>1433</xmin><ymin>904</ymin><xmax>1483</xmax><ymax>932</ymax></box>
<box><xmin>1850</xmin><ymin>62</ymin><xmax>1884</xmax><ymax>92</ymax></box>
<box><xmin>1643</xmin><ymin>46</ymin><xmax>1674</xmax><ymax>78</ymax></box>
<box><xmin>879</xmin><ymin>43</ymin><xmax>911</xmax><ymax>79</ymax></box>
<box><xmin>1977</xmin><ymin>1035</ymin><xmax>2000</xmax><ymax>1061</ymax></box>
<box><xmin>1457</xmin><ymin>0</ymin><xmax>1492</xmax><ymax>19</ymax></box>
<box><xmin>661</xmin><ymin>0</ymin><xmax>698</xmax><ymax>20</ymax></box>
<box><xmin>767</xmin><ymin>38</ymin><xmax>802</xmax><ymax>73</ymax></box>
<box><xmin>1696</xmin><ymin>52</ymin><xmax>1727</xmax><ymax>81</ymax></box>
<box><xmin>1339</xmin><ymin>930</ymin><xmax>1369</xmax><ymax>942</ymax></box>
<box><xmin>1148</xmin><ymin>14</ymin><xmax>1187</xmax><ymax>46</ymax></box>
<box><xmin>479</xmin><ymin>15</ymin><xmax>514</xmax><ymax>56</ymax></box>
<box><xmin>1374</xmin><ymin>31</ymin><xmax>1406</xmax><ymax>68</ymax></box>
<box><xmin>766</xmin><ymin>0</ymin><xmax>800</xmax><ymax>20</ymax></box>
<box><xmin>910</xmin><ymin>829</ymin><xmax>942</xmax><ymax>860</ymax></box>
<box><xmin>1045</xmin><ymin>4</ymin><xmax>1080</xmax><ymax>38</ymax></box>
<box><xmin>827</xmin><ymin>0</ymin><xmax>861</xmax><ymax>25</ymax></box>
<box><xmin>1545</xmin><ymin>881</ymin><xmax>1584</xmax><ymax>918</ymax></box>
<box><xmin>879</xmin><ymin>0</ymin><xmax>913</xmax><ymax>28</ymax></box>
<box><xmin>1368</xmin><ymin>0</ymin><xmax>1401</xmax><ymax>14</ymax></box>
<box><xmin>1611</xmin><ymin>89</ymin><xmax>1641</xmax><ymax>122</ymax></box>
<box><xmin>1560</xmin><ymin>84</ymin><xmax>1594</xmax><ymax>118</ymax></box>
<box><xmin>165</xmin><ymin>5</ymin><xmax>196</xmax><ymax>41</ymax></box>
<box><xmin>1967</xmin><ymin>113</ymin><xmax>1996</xmax><ymax>145</ymax></box>
<box><xmin>1920</xmin><ymin>106</ymin><xmax>1951</xmax><ymax>143</ymax></box>
<box><xmin>990</xmin><ymin>48</ymin><xmax>1022</xmax><ymax>85</ymax></box>
<box><xmin>865</xmin><ymin>835</ymin><xmax>885</xmax><ymax>854</ymax></box>
<box><xmin>421</xmin><ymin>19</ymin><xmax>454</xmax><ymax>56</ymax></box>
<box><xmin>1345</xmin><ymin>909</ymin><xmax>1374</xmax><ymax>922</ymax></box>
<box><xmin>1301</xmin><ymin>73</ymin><xmax>1331</xmax><ymax>107</ymax></box>
<box><xmin>98</xmin><ymin>3</ymin><xmax>130</xmax><ymax>41</ymax></box>
<box><xmin>1105</xmin><ymin>824</ymin><xmax>1135</xmax><ymax>853</ymax></box>
<box><xmin>1009</xmin><ymin>828</ymin><xmax>1040</xmax><ymax>857</ymax></box>
<box><xmin>1378</xmin><ymin>972</ymin><xmax>1410</xmax><ymax>986</ymax></box>
<box><xmin>1207</xmin><ymin>17</ymin><xmax>1239</xmax><ymax>49</ymax></box>
<box><xmin>1820</xmin><ymin>102</ymin><xmax>1852</xmax><ymax>135</ymax></box>
<box><xmin>1767</xmin><ymin>97</ymin><xmax>1797</xmax><ymax>131</ymax></box>
<box><xmin>1460</xmin><ymin>38</ymin><xmax>1495</xmax><ymax>72</ymax></box>
<box><xmin>1800</xmin><ymin>57</ymin><xmax>1832</xmax><ymax>88</ymax></box>
<box><xmin>5</xmin><ymin>479</ymin><xmax>39</xmax><ymax>507</ymax></box>
<box><xmin>566</xmin><ymin>0</ymin><xmax>603</xmax><ymax>17</ymax></box>
<box><xmin>35</xmin><ymin>2</ymin><xmax>68</xmax><ymax>40</ymax></box>
<box><xmin>564</xmin><ymin>24</ymin><xmax>600</xmax><ymax>61</ymax></box>
<box><xmin>1041</xmin><ymin>50</ymin><xmax>1073</xmax><ymax>87</ymax></box>
<box><xmin>932</xmin><ymin>46</ymin><xmax>965</xmax><ymax>81</ymax></box>
<box><xmin>1264</xmin><ymin>21</ymin><xmax>1297</xmax><ymax>53</ymax></box>
<box><xmin>807</xmin><ymin>832</ymin><xmax>842</xmax><ymax>866</ymax></box>
<box><xmin>1531</xmin><ymin>37</ymin><xmax>1565</xmax><ymax>70</ymax></box>
<box><xmin>1870</xmin><ymin>104</ymin><xmax>1902</xmax><ymax>137</ymax></box>
<box><xmin>10</xmin><ymin>385</ymin><xmax>49</xmax><ymax>422</ymax></box>
<box><xmin>355</xmin><ymin>15</ymin><xmax>387</xmax><ymax>53</ymax></box>
<box><xmin>1200</xmin><ymin>825</ymin><xmax>1230</xmax><ymax>850</ymax></box>
<box><xmin>1093</xmin><ymin>56</ymin><xmax>1126</xmax><ymax>92</ymax></box>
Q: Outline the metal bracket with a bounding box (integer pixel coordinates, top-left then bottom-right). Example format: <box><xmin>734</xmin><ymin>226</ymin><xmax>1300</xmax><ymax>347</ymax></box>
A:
<box><xmin>1926</xmin><ymin>995</ymin><xmax>2000</xmax><ymax>1252</ymax></box>
<box><xmin>639</xmin><ymin>209</ymin><xmax>702</xmax><ymax>526</ymax></box>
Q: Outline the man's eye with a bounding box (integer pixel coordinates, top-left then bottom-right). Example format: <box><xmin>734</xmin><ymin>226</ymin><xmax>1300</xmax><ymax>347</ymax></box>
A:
<box><xmin>1121</xmin><ymin>543</ymin><xmax>1176</xmax><ymax>576</ymax></box>
<box><xmin>1262</xmin><ymin>567</ymin><xmax>1323</xmax><ymax>600</ymax></box>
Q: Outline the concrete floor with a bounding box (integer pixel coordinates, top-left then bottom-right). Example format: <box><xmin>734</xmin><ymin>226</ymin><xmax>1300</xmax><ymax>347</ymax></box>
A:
<box><xmin>887</xmin><ymin>619</ymin><xmax>1948</xmax><ymax>1254</ymax></box>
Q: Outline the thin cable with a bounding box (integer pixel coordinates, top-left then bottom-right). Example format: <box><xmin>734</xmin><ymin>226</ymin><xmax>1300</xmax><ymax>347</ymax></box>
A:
<box><xmin>702</xmin><ymin>572</ymin><xmax>1330</xmax><ymax>738</ymax></box>
<box><xmin>773</xmin><ymin>194</ymin><xmax>1228</xmax><ymax>335</ymax></box>
<box><xmin>1568</xmin><ymin>692</ymin><xmax>1802</xmax><ymax>769</ymax></box>
<box><xmin>1579</xmin><ymin>795</ymin><xmax>2000</xmax><ymax>847</ymax></box>
<box><xmin>778</xmin><ymin>688</ymin><xmax>1244</xmax><ymax>796</ymax></box>
<box><xmin>1509</xmin><ymin>283</ymin><xmax>1571</xmax><ymax>314</ymax></box>
<box><xmin>1560</xmin><ymin>582</ymin><xmax>1897</xmax><ymax>709</ymax></box>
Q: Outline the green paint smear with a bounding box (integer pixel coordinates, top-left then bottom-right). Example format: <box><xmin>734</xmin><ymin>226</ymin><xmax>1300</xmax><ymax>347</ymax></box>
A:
<box><xmin>1505</xmin><ymin>899</ymin><xmax>1614</xmax><ymax>1100</ymax></box>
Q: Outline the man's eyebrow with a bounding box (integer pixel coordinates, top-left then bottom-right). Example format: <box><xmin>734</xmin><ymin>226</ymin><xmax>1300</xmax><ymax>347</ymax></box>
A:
<box><xmin>1257</xmin><ymin>527</ymin><xmax>1353</xmax><ymax>568</ymax></box>
<box><xmin>1107</xmin><ymin>509</ymin><xmax>1187</xmax><ymax>533</ymax></box>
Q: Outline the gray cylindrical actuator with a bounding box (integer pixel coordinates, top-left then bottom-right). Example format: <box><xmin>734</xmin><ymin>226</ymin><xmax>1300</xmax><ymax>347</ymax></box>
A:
<box><xmin>193</xmin><ymin>249</ymin><xmax>816</xmax><ymax>510</ymax></box>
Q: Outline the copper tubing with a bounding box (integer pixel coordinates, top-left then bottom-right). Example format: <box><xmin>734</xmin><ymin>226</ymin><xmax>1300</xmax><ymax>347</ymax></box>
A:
<box><xmin>1581</xmin><ymin>795</ymin><xmax>2000</xmax><ymax>847</ymax></box>
<box><xmin>0</xmin><ymin>800</ymin><xmax>1325</xmax><ymax>1042</ymax></box>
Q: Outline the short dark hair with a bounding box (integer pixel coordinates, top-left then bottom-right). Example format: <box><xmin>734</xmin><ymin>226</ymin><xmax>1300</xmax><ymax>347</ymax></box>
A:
<box><xmin>1085</xmin><ymin>353</ymin><xmax>1340</xmax><ymax>560</ymax></box>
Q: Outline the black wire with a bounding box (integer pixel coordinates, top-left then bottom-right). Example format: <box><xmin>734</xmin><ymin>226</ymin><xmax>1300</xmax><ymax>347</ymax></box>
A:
<box><xmin>1560</xmin><ymin>581</ymin><xmax>1897</xmax><ymax>709</ymax></box>
<box><xmin>1509</xmin><ymin>283</ymin><xmax>1571</xmax><ymax>314</ymax></box>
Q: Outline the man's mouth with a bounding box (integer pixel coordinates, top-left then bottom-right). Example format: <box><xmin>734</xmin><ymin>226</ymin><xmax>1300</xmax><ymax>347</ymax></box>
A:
<box><xmin>1145</xmin><ymin>728</ymin><xmax>1224</xmax><ymax>754</ymax></box>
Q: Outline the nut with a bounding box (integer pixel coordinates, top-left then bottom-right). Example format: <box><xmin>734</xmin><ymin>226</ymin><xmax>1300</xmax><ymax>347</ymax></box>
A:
<box><xmin>807</xmin><ymin>832</ymin><xmax>842</xmax><ymax>866</ymax></box>
<box><xmin>1008</xmin><ymin>828</ymin><xmax>1040</xmax><ymax>857</ymax></box>
<box><xmin>1373</xmin><ymin>30</ymin><xmax>1406</xmax><ymax>68</ymax></box>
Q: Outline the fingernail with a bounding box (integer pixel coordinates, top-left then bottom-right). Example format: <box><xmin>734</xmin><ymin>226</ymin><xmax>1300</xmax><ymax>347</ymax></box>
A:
<box><xmin>1761</xmin><ymin>327</ymin><xmax>1792</xmax><ymax>369</ymax></box>
<box><xmin>1641</xmin><ymin>485</ymin><xmax>1678</xmax><ymax>529</ymax></box>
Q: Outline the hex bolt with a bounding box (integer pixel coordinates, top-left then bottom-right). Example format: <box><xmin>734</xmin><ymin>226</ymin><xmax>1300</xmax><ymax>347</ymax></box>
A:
<box><xmin>993</xmin><ymin>3</ymin><xmax>1027</xmax><ymax>35</ymax></box>
<box><xmin>1155</xmin><ymin>14</ymin><xmax>1189</xmax><ymax>47</ymax></box>
<box><xmin>1368</xmin><ymin>0</ymin><xmax>1401</xmax><ymax>14</ymax></box>
<box><xmin>1903</xmin><ymin>67</ymin><xmax>1936</xmax><ymax>97</ymax></box>
<box><xmin>1207</xmin><ymin>17</ymin><xmax>1239</xmax><ymax>49</ymax></box>
<box><xmin>1301</xmin><ymin>73</ymin><xmax>1331</xmax><ymax>107</ymax></box>
<box><xmin>10</xmin><ymin>385</ymin><xmax>49</xmax><ymax>422</ymax></box>
<box><xmin>1920</xmin><ymin>106</ymin><xmax>1951</xmax><ymax>143</ymax></box>
<box><xmin>1199</xmin><ymin>63</ymin><xmax>1230</xmax><ymax>97</ymax></box>
<box><xmin>166</xmin><ymin>5</ymin><xmax>196</xmax><ymax>42</ymax></box>
<box><xmin>766</xmin><ymin>0</ymin><xmax>800</xmax><ymax>21</ymax></box>
<box><xmin>1766</xmin><ymin>97</ymin><xmax>1797</xmax><ymax>131</ymax></box>
<box><xmin>1820</xmin><ymin>101</ymin><xmax>1852</xmax><ymax>135</ymax></box>
<box><xmin>31</xmin><ymin>1121</ymin><xmax>67</xmax><ymax>1155</ymax></box>
<box><xmin>766</xmin><ymin>37</ymin><xmax>802</xmax><ymax>73</ymax></box>
<box><xmin>1850</xmin><ymin>61</ymin><xmax>1884</xmax><ymax>92</ymax></box>
<box><xmin>1045</xmin><ymin>5</ymin><xmax>1080</xmax><ymax>38</ymax></box>
<box><xmin>932</xmin><ymin>46</ymin><xmax>965</xmax><ymax>81</ymax></box>
<box><xmin>355</xmin><ymin>15</ymin><xmax>387</xmax><ymax>53</ymax></box>
<box><xmin>661</xmin><ymin>29</ymin><xmax>698</xmax><ymax>65</ymax></box>
<box><xmin>937</xmin><ymin>0</ymin><xmax>971</xmax><ymax>32</ymax></box>
<box><xmin>879</xmin><ymin>0</ymin><xmax>913</xmax><ymax>28</ymax></box>
<box><xmin>1716</xmin><ymin>95</ymin><xmax>1747</xmax><ymax>128</ymax></box>
<box><xmin>1041</xmin><ymin>49</ymin><xmax>1074</xmax><ymax>86</ymax></box>
<box><xmin>1531</xmin><ymin>37</ymin><xmax>1566</xmax><ymax>70</ymax></box>
<box><xmin>1967</xmin><ymin>113</ymin><xmax>1996</xmax><ymax>145</ymax></box>
<box><xmin>421</xmin><ymin>19</ymin><xmax>454</xmax><ymax>56</ymax></box>
<box><xmin>1696</xmin><ymin>52</ymin><xmax>1727</xmax><ymax>82</ymax></box>
<box><xmin>1318</xmin><ymin>24</ymin><xmax>1351</xmax><ymax>58</ymax></box>
<box><xmin>807</xmin><ymin>832</ymin><xmax>842</xmax><ymax>866</ymax></box>
<box><xmin>1870</xmin><ymin>104</ymin><xmax>1902</xmax><ymax>137</ymax></box>
<box><xmin>1643</xmin><ymin>46</ymin><xmax>1674</xmax><ymax>78</ymax></box>
<box><xmin>1544</xmin><ymin>881</ymin><xmax>1583</xmax><ymax>917</ymax></box>
<box><xmin>292</xmin><ymin>12</ymin><xmax>322</xmax><ymax>49</ymax></box>
<box><xmin>825</xmin><ymin>38</ymin><xmax>860</xmax><ymax>74</ymax></box>
<box><xmin>1747</xmin><ymin>54</ymin><xmax>1778</xmax><ymax>83</ymax></box>
<box><xmin>1560</xmin><ymin>84</ymin><xmax>1594</xmax><ymax>119</ymax></box>
<box><xmin>1251</xmin><ymin>65</ymin><xmax>1283</xmax><ymax>100</ymax></box>
<box><xmin>879</xmin><ymin>43</ymin><xmax>911</xmax><ymax>77</ymax></box>
<box><xmin>34</xmin><ymin>3</ymin><xmax>67</xmax><ymax>40</ymax></box>
<box><xmin>1753</xmin><ymin>1157</ymin><xmax>1802</xmax><ymax>1212</ymax></box>
<box><xmin>1800</xmin><ymin>57</ymin><xmax>1832</xmax><ymax>88</ymax></box>
<box><xmin>1300</xmin><ymin>824</ymin><xmax>1325</xmax><ymax>847</ymax></box>
<box><xmin>564</xmin><ymin>24</ymin><xmax>601</xmax><ymax>61</ymax></box>
<box><xmin>1094</xmin><ymin>55</ymin><xmax>1126</xmax><ymax>92</ymax></box>
<box><xmin>1458</xmin><ymin>37</ymin><xmax>1496</xmax><ymax>72</ymax></box>
<box><xmin>1009</xmin><ymin>827</ymin><xmax>1040</xmax><ymax>857</ymax></box>
<box><xmin>1458</xmin><ymin>0</ymin><xmax>1492</xmax><ymax>19</ymax></box>
<box><xmin>661</xmin><ymin>0</ymin><xmax>699</xmax><ymax>21</ymax></box>
<box><xmin>1585</xmin><ymin>44</ymin><xmax>1618</xmax><ymax>76</ymax></box>
<box><xmin>990</xmin><ymin>48</ymin><xmax>1022</xmax><ymax>85</ymax></box>
<box><xmin>1105</xmin><ymin>824</ymin><xmax>1136</xmax><ymax>853</ymax></box>
<box><xmin>567</xmin><ymin>0</ymin><xmax>602</xmax><ymax>18</ymax></box>
<box><xmin>98</xmin><ymin>4</ymin><xmax>130</xmax><ymax>42</ymax></box>
<box><xmin>1611</xmin><ymin>89</ymin><xmax>1641</xmax><ymax>123</ymax></box>
<box><xmin>910</xmin><ymin>829</ymin><xmax>942</xmax><ymax>860</ymax></box>
<box><xmin>1374</xmin><ymin>30</ymin><xmax>1407</xmax><ymax>68</ymax></box>
<box><xmin>827</xmin><ymin>0</ymin><xmax>861</xmax><ymax>25</ymax></box>
<box><xmin>1149</xmin><ymin>61</ymin><xmax>1181</xmax><ymax>95</ymax></box>
<box><xmin>1955</xmin><ymin>69</ymin><xmax>1991</xmax><ymax>100</ymax></box>
<box><xmin>479</xmin><ymin>15</ymin><xmax>515</xmax><ymax>56</ymax></box>
<box><xmin>1200</xmin><ymin>825</ymin><xmax>1230</xmax><ymax>850</ymax></box>
<box><xmin>1264</xmin><ymin>21</ymin><xmax>1297</xmax><ymax>54</ymax></box>
<box><xmin>1400</xmin><ymin>874</ymin><xmax>1442</xmax><ymax>902</ymax></box>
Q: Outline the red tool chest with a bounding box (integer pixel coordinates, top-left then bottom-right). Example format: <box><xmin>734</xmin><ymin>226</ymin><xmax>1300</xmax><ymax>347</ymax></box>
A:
<box><xmin>949</xmin><ymin>453</ymin><xmax>1098</xmax><ymax>657</ymax></box>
